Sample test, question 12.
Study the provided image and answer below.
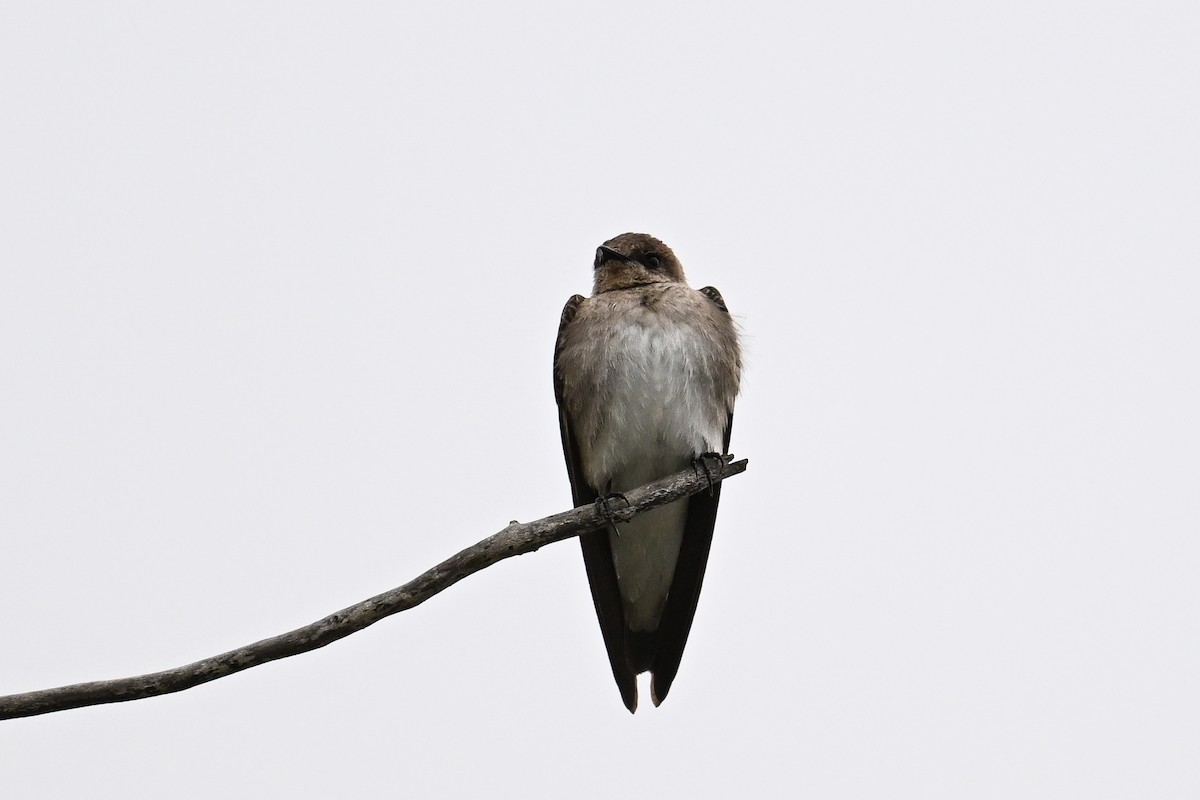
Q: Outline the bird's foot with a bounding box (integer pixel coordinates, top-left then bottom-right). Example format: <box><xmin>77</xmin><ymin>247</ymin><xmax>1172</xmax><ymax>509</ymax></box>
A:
<box><xmin>693</xmin><ymin>452</ymin><xmax>728</xmax><ymax>496</ymax></box>
<box><xmin>593</xmin><ymin>492</ymin><xmax>630</xmax><ymax>536</ymax></box>
<box><xmin>593</xmin><ymin>492</ymin><xmax>630</xmax><ymax>521</ymax></box>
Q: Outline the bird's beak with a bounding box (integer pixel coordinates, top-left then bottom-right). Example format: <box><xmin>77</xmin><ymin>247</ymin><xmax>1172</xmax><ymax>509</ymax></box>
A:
<box><xmin>595</xmin><ymin>245</ymin><xmax>626</xmax><ymax>268</ymax></box>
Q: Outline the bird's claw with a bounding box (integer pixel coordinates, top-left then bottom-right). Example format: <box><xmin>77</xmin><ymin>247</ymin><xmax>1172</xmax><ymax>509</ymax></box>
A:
<box><xmin>593</xmin><ymin>492</ymin><xmax>630</xmax><ymax>521</ymax></box>
<box><xmin>694</xmin><ymin>452</ymin><xmax>726</xmax><ymax>496</ymax></box>
<box><xmin>593</xmin><ymin>492</ymin><xmax>630</xmax><ymax>537</ymax></box>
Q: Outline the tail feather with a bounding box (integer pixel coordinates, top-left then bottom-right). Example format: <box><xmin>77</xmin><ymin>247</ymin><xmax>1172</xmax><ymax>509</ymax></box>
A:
<box><xmin>649</xmin><ymin>485</ymin><xmax>722</xmax><ymax>707</ymax></box>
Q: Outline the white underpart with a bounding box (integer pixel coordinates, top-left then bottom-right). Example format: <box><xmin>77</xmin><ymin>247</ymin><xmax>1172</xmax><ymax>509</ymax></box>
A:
<box><xmin>582</xmin><ymin>318</ymin><xmax>727</xmax><ymax>632</ymax></box>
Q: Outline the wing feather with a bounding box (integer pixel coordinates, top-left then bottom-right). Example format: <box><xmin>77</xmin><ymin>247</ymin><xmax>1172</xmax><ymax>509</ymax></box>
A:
<box><xmin>650</xmin><ymin>287</ymin><xmax>736</xmax><ymax>706</ymax></box>
<box><xmin>555</xmin><ymin>295</ymin><xmax>639</xmax><ymax>712</ymax></box>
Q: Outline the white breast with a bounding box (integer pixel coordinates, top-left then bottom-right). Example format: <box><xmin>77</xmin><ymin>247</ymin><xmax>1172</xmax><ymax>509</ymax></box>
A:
<box><xmin>570</xmin><ymin>308</ymin><xmax>730</xmax><ymax>632</ymax></box>
<box><xmin>582</xmin><ymin>320</ymin><xmax>728</xmax><ymax>492</ymax></box>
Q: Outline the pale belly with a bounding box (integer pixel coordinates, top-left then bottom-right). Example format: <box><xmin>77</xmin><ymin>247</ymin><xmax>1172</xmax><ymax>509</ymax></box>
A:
<box><xmin>575</xmin><ymin>320</ymin><xmax>727</xmax><ymax>631</ymax></box>
<box><xmin>579</xmin><ymin>321</ymin><xmax>727</xmax><ymax>491</ymax></box>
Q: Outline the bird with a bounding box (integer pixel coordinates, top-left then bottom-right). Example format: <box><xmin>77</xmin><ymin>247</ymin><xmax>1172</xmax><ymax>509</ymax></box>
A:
<box><xmin>553</xmin><ymin>232</ymin><xmax>742</xmax><ymax>712</ymax></box>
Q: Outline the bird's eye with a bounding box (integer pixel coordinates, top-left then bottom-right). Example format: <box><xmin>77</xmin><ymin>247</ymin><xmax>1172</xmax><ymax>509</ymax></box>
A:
<box><xmin>645</xmin><ymin>255</ymin><xmax>662</xmax><ymax>270</ymax></box>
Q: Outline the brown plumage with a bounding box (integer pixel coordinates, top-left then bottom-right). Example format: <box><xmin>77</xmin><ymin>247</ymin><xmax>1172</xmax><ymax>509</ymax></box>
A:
<box><xmin>553</xmin><ymin>233</ymin><xmax>741</xmax><ymax>711</ymax></box>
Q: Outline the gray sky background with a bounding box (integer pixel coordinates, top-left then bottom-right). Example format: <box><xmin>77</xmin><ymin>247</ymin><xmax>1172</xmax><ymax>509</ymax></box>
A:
<box><xmin>2</xmin><ymin>2</ymin><xmax>1197</xmax><ymax>797</ymax></box>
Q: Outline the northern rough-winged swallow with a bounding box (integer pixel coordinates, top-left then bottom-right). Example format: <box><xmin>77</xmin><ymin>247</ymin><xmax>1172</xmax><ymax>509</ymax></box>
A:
<box><xmin>553</xmin><ymin>233</ymin><xmax>742</xmax><ymax>712</ymax></box>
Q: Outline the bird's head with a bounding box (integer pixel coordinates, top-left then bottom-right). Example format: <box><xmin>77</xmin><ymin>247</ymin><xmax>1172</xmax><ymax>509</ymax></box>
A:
<box><xmin>592</xmin><ymin>233</ymin><xmax>686</xmax><ymax>294</ymax></box>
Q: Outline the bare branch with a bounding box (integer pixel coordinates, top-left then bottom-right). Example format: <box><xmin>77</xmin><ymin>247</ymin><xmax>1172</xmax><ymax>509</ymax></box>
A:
<box><xmin>0</xmin><ymin>456</ymin><xmax>748</xmax><ymax>720</ymax></box>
